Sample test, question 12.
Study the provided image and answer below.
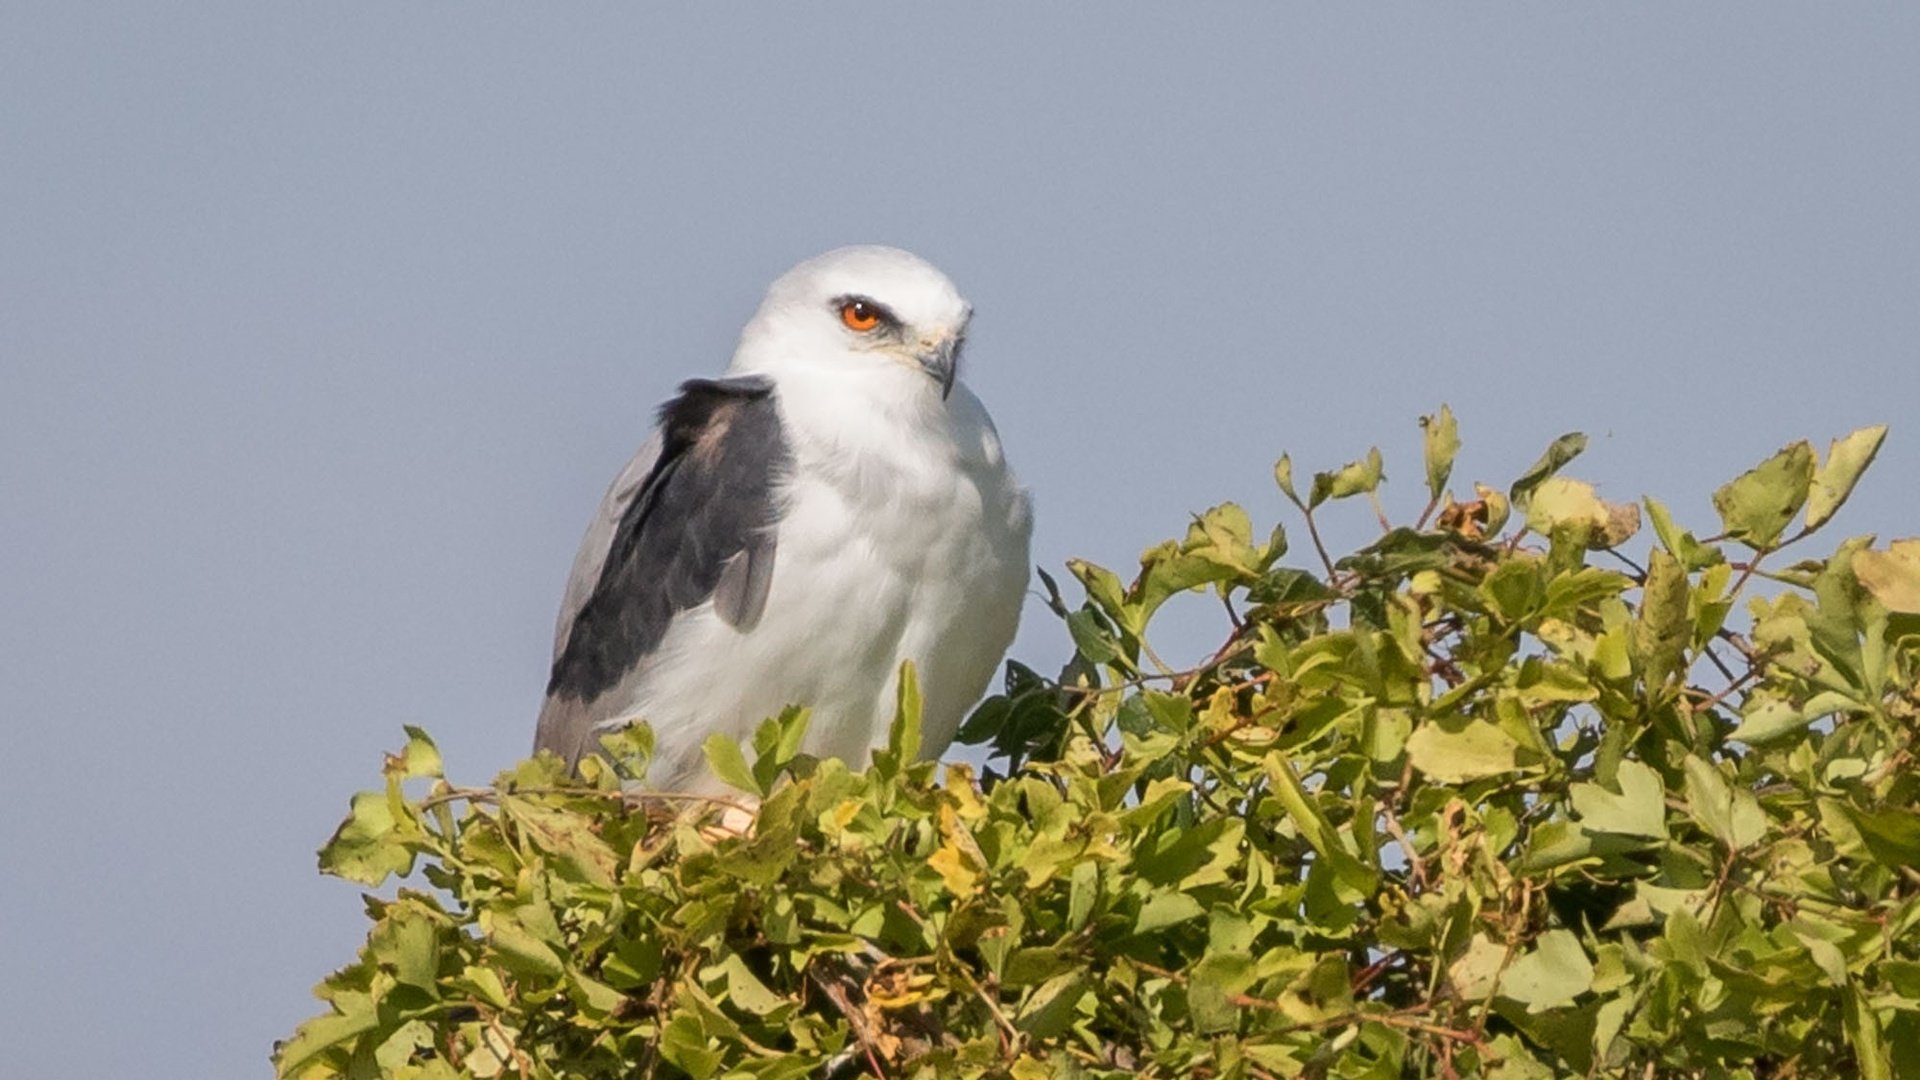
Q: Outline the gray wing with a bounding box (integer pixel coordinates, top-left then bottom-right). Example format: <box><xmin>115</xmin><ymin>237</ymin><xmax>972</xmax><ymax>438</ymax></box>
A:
<box><xmin>534</xmin><ymin>376</ymin><xmax>790</xmax><ymax>767</ymax></box>
<box><xmin>549</xmin><ymin>429</ymin><xmax>663</xmax><ymax>666</ymax></box>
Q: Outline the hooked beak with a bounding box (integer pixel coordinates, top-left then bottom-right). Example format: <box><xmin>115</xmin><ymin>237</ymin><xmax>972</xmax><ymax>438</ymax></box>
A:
<box><xmin>915</xmin><ymin>336</ymin><xmax>960</xmax><ymax>400</ymax></box>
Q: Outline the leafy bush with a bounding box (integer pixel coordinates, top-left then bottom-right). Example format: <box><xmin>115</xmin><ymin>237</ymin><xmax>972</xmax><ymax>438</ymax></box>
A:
<box><xmin>277</xmin><ymin>415</ymin><xmax>1920</xmax><ymax>1079</ymax></box>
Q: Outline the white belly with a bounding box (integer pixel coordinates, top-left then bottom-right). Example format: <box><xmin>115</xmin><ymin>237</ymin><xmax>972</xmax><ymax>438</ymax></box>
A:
<box><xmin>611</xmin><ymin>423</ymin><xmax>1031</xmax><ymax>793</ymax></box>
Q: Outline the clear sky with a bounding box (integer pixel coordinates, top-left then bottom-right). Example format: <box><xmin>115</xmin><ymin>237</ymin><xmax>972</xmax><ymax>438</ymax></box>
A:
<box><xmin>3</xmin><ymin>6</ymin><xmax>1916</xmax><ymax>1076</ymax></box>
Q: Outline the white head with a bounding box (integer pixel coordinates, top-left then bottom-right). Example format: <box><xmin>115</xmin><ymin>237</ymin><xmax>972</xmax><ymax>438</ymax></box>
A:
<box><xmin>728</xmin><ymin>246</ymin><xmax>973</xmax><ymax>401</ymax></box>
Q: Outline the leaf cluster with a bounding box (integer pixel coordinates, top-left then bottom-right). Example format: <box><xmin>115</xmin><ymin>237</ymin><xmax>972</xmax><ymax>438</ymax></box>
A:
<box><xmin>278</xmin><ymin>419</ymin><xmax>1920</xmax><ymax>1079</ymax></box>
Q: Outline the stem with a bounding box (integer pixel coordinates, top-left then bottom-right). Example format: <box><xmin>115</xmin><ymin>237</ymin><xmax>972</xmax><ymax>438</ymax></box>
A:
<box><xmin>1302</xmin><ymin>506</ymin><xmax>1339</xmax><ymax>580</ymax></box>
<box><xmin>1414</xmin><ymin>491</ymin><xmax>1443</xmax><ymax>531</ymax></box>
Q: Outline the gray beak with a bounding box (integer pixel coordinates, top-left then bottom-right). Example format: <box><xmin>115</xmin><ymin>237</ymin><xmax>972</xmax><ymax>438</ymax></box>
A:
<box><xmin>917</xmin><ymin>338</ymin><xmax>959</xmax><ymax>400</ymax></box>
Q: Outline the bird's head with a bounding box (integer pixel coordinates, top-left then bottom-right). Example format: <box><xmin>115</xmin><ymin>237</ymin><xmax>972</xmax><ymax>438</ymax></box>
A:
<box><xmin>731</xmin><ymin>246</ymin><xmax>972</xmax><ymax>401</ymax></box>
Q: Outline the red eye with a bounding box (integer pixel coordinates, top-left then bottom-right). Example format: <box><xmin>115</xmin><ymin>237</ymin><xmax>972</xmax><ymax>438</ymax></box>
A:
<box><xmin>840</xmin><ymin>300</ymin><xmax>881</xmax><ymax>332</ymax></box>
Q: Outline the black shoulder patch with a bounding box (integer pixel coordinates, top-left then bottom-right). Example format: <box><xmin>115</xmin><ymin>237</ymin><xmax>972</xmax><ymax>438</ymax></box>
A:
<box><xmin>545</xmin><ymin>376</ymin><xmax>789</xmax><ymax>703</ymax></box>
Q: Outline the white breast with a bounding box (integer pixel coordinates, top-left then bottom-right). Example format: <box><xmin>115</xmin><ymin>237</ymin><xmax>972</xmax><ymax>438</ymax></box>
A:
<box><xmin>609</xmin><ymin>375</ymin><xmax>1032</xmax><ymax>793</ymax></box>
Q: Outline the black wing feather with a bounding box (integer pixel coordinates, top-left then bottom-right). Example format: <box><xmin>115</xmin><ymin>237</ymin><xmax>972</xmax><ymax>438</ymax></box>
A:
<box><xmin>544</xmin><ymin>376</ymin><xmax>789</xmax><ymax>705</ymax></box>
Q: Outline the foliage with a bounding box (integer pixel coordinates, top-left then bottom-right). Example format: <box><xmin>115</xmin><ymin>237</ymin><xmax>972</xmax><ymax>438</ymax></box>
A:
<box><xmin>277</xmin><ymin>417</ymin><xmax>1920</xmax><ymax>1079</ymax></box>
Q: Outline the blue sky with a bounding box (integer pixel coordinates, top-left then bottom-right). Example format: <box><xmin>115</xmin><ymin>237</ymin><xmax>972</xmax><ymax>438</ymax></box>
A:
<box><xmin>3</xmin><ymin>6</ymin><xmax>1916</xmax><ymax>1076</ymax></box>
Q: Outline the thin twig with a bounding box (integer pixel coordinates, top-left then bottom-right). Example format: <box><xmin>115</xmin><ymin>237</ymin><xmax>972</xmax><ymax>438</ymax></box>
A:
<box><xmin>1301</xmin><ymin>507</ymin><xmax>1339</xmax><ymax>580</ymax></box>
<box><xmin>1414</xmin><ymin>492</ymin><xmax>1443</xmax><ymax>532</ymax></box>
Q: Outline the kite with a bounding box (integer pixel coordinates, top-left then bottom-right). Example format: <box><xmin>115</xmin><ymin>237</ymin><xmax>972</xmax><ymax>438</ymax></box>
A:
<box><xmin>534</xmin><ymin>246</ymin><xmax>1033</xmax><ymax>793</ymax></box>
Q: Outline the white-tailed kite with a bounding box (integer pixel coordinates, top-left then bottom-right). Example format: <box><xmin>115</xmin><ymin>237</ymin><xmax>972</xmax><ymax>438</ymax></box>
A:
<box><xmin>534</xmin><ymin>246</ymin><xmax>1033</xmax><ymax>793</ymax></box>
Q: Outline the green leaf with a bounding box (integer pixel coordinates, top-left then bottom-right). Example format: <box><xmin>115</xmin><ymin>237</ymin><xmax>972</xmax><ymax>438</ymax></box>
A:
<box><xmin>450</xmin><ymin>965</ymin><xmax>510</xmax><ymax>1009</ymax></box>
<box><xmin>1841</xmin><ymin>803</ymin><xmax>1920</xmax><ymax>866</ymax></box>
<box><xmin>1481</xmin><ymin>558</ymin><xmax>1545</xmax><ymax>622</ymax></box>
<box><xmin>1262</xmin><ymin>752</ymin><xmax>1377</xmax><ymax>891</ymax></box>
<box><xmin>1188</xmin><ymin>953</ymin><xmax>1254</xmax><ymax>1033</ymax></box>
<box><xmin>392</xmin><ymin>726</ymin><xmax>444</xmax><ymax>780</ymax></box>
<box><xmin>1500</xmin><ymin>930</ymin><xmax>1595</xmax><ymax>1013</ymax></box>
<box><xmin>485</xmin><ymin>914</ymin><xmax>566</xmax><ymax>980</ymax></box>
<box><xmin>717</xmin><ymin>953</ymin><xmax>787</xmax><ymax>1016</ymax></box>
<box><xmin>566</xmin><ymin>968</ymin><xmax>628</xmax><ymax>1020</ymax></box>
<box><xmin>1181</xmin><ymin>502</ymin><xmax>1264</xmax><ymax>577</ymax></box>
<box><xmin>502</xmin><ymin>796</ymin><xmax>619</xmax><ymax>887</ymax></box>
<box><xmin>1846</xmin><ymin>984</ymin><xmax>1894</xmax><ymax>1080</ymax></box>
<box><xmin>1067</xmin><ymin>557</ymin><xmax>1129</xmax><ymax>621</ymax></box>
<box><xmin>1405</xmin><ymin>716</ymin><xmax>1525</xmax><ymax>783</ymax></box>
<box><xmin>701</xmin><ymin>733</ymin><xmax>762</xmax><ymax>797</ymax></box>
<box><xmin>593</xmin><ymin>721</ymin><xmax>655</xmax><ymax>782</ymax></box>
<box><xmin>1643</xmin><ymin>495</ymin><xmax>1724</xmax><ymax>570</ymax></box>
<box><xmin>1016</xmin><ymin>972</ymin><xmax>1090</xmax><ymax>1039</ymax></box>
<box><xmin>660</xmin><ymin>1012</ymin><xmax>722</xmax><ymax>1078</ymax></box>
<box><xmin>1421</xmin><ymin>405</ymin><xmax>1461</xmax><ymax>501</ymax></box>
<box><xmin>1274</xmin><ymin>453</ymin><xmax>1299</xmax><ymax>504</ymax></box>
<box><xmin>1683</xmin><ymin>755</ymin><xmax>1767</xmax><ymax>851</ymax></box>
<box><xmin>1728</xmin><ymin>690</ymin><xmax>1855</xmax><ymax>745</ymax></box>
<box><xmin>1569</xmin><ymin>760</ymin><xmax>1666</xmax><ymax>839</ymax></box>
<box><xmin>1711</xmin><ymin>440</ymin><xmax>1815</xmax><ymax>548</ymax></box>
<box><xmin>1805</xmin><ymin>424</ymin><xmax>1887</xmax><ymax>531</ymax></box>
<box><xmin>368</xmin><ymin>901</ymin><xmax>443</xmax><ymax>994</ymax></box>
<box><xmin>1509</xmin><ymin>432</ymin><xmax>1588</xmax><ymax>509</ymax></box>
<box><xmin>1134</xmin><ymin>891</ymin><xmax>1206</xmax><ymax>934</ymax></box>
<box><xmin>1065</xmin><ymin>608</ymin><xmax>1122</xmax><ymax>664</ymax></box>
<box><xmin>750</xmin><ymin>705</ymin><xmax>812</xmax><ymax>792</ymax></box>
<box><xmin>1522</xmin><ymin>476</ymin><xmax>1639</xmax><ymax>550</ymax></box>
<box><xmin>888</xmin><ymin>658</ymin><xmax>924</xmax><ymax>765</ymax></box>
<box><xmin>1002</xmin><ymin>945</ymin><xmax>1078</xmax><ymax>987</ymax></box>
<box><xmin>1134</xmin><ymin>550</ymin><xmax>1236</xmax><ymax>625</ymax></box>
<box><xmin>274</xmin><ymin>991</ymin><xmax>380</xmax><ymax>1077</ymax></box>
<box><xmin>1633</xmin><ymin>549</ymin><xmax>1691</xmax><ymax>689</ymax></box>
<box><xmin>1309</xmin><ymin>447</ymin><xmax>1385</xmax><ymax>508</ymax></box>
<box><xmin>317</xmin><ymin>790</ymin><xmax>417</xmax><ymax>887</ymax></box>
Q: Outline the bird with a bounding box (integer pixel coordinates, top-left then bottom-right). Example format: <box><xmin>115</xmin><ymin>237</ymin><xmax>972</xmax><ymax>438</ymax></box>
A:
<box><xmin>534</xmin><ymin>246</ymin><xmax>1033</xmax><ymax>794</ymax></box>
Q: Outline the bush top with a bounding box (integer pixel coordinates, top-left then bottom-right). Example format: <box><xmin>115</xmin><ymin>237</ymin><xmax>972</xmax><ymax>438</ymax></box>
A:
<box><xmin>279</xmin><ymin>417</ymin><xmax>1920</xmax><ymax>1079</ymax></box>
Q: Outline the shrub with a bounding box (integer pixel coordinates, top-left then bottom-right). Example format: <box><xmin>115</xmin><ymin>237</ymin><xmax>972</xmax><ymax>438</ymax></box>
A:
<box><xmin>277</xmin><ymin>415</ymin><xmax>1920</xmax><ymax>1078</ymax></box>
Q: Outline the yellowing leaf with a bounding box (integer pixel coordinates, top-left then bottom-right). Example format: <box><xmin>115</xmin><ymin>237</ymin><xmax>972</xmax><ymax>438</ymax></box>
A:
<box><xmin>1525</xmin><ymin>476</ymin><xmax>1638</xmax><ymax>548</ymax></box>
<box><xmin>928</xmin><ymin>805</ymin><xmax>985</xmax><ymax>893</ymax></box>
<box><xmin>1853</xmin><ymin>539</ymin><xmax>1920</xmax><ymax>614</ymax></box>
<box><xmin>1806</xmin><ymin>425</ymin><xmax>1887</xmax><ymax>531</ymax></box>
<box><xmin>1449</xmin><ymin>933</ymin><xmax>1507</xmax><ymax>1000</ymax></box>
<box><xmin>1525</xmin><ymin>476</ymin><xmax>1607</xmax><ymax>534</ymax></box>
